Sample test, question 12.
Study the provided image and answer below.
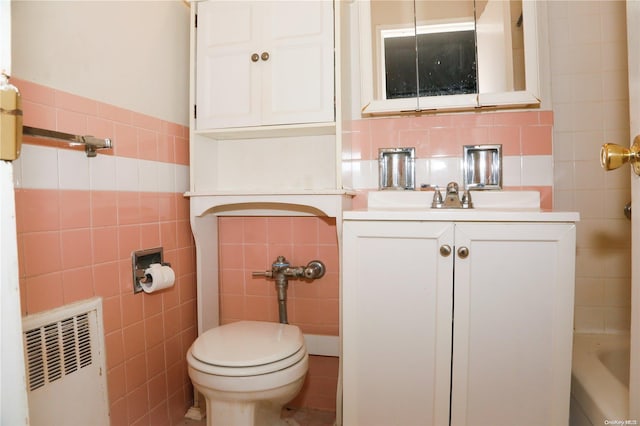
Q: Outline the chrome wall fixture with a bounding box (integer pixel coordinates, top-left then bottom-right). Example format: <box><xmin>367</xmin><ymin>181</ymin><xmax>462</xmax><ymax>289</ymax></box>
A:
<box><xmin>463</xmin><ymin>144</ymin><xmax>502</xmax><ymax>190</ymax></box>
<box><xmin>379</xmin><ymin>147</ymin><xmax>416</xmax><ymax>190</ymax></box>
<box><xmin>23</xmin><ymin>125</ymin><xmax>113</xmax><ymax>157</ymax></box>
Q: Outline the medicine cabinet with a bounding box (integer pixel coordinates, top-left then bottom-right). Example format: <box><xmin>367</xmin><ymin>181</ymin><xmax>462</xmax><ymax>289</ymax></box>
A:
<box><xmin>359</xmin><ymin>0</ymin><xmax>542</xmax><ymax>115</ymax></box>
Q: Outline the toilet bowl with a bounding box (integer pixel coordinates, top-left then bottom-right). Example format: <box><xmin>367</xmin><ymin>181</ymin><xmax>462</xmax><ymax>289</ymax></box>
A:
<box><xmin>187</xmin><ymin>320</ymin><xmax>309</xmax><ymax>426</ymax></box>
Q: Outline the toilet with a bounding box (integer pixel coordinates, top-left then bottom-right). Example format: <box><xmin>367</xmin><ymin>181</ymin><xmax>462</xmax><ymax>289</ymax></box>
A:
<box><xmin>186</xmin><ymin>320</ymin><xmax>309</xmax><ymax>426</ymax></box>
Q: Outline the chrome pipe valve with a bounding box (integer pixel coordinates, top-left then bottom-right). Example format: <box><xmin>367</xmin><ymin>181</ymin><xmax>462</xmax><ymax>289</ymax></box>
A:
<box><xmin>303</xmin><ymin>260</ymin><xmax>326</xmax><ymax>279</ymax></box>
<box><xmin>252</xmin><ymin>256</ymin><xmax>326</xmax><ymax>325</ymax></box>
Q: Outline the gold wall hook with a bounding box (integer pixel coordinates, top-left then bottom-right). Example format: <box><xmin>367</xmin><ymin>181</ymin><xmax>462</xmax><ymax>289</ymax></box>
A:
<box><xmin>600</xmin><ymin>135</ymin><xmax>640</xmax><ymax>175</ymax></box>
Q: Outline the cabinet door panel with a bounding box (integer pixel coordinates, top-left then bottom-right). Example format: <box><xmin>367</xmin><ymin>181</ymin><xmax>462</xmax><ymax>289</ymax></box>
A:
<box><xmin>343</xmin><ymin>221</ymin><xmax>453</xmax><ymax>426</ymax></box>
<box><xmin>451</xmin><ymin>223</ymin><xmax>576</xmax><ymax>426</ymax></box>
<box><xmin>204</xmin><ymin>2</ymin><xmax>254</xmax><ymax>45</ymax></box>
<box><xmin>269</xmin><ymin>1</ymin><xmax>325</xmax><ymax>40</ymax></box>
<box><xmin>196</xmin><ymin>1</ymin><xmax>261</xmax><ymax>129</ymax></box>
<box><xmin>267</xmin><ymin>44</ymin><xmax>327</xmax><ymax>121</ymax></box>
<box><xmin>198</xmin><ymin>52</ymin><xmax>259</xmax><ymax>126</ymax></box>
<box><xmin>263</xmin><ymin>1</ymin><xmax>334</xmax><ymax>125</ymax></box>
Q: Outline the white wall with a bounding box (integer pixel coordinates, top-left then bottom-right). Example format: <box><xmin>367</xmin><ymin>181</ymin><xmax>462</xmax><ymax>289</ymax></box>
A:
<box><xmin>11</xmin><ymin>0</ymin><xmax>190</xmax><ymax>126</ymax></box>
<box><xmin>549</xmin><ymin>1</ymin><xmax>631</xmax><ymax>333</ymax></box>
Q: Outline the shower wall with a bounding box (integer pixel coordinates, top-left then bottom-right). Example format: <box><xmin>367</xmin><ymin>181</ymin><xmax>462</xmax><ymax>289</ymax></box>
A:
<box><xmin>549</xmin><ymin>1</ymin><xmax>631</xmax><ymax>333</ymax></box>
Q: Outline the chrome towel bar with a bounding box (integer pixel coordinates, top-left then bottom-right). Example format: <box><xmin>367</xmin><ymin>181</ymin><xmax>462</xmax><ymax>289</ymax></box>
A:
<box><xmin>23</xmin><ymin>125</ymin><xmax>112</xmax><ymax>157</ymax></box>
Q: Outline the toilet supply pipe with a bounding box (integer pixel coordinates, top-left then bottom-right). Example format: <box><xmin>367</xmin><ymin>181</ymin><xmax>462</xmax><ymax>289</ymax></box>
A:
<box><xmin>252</xmin><ymin>256</ymin><xmax>325</xmax><ymax>324</ymax></box>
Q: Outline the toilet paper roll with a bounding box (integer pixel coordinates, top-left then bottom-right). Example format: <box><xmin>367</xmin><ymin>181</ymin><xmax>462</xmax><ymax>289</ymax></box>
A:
<box><xmin>142</xmin><ymin>263</ymin><xmax>175</xmax><ymax>293</ymax></box>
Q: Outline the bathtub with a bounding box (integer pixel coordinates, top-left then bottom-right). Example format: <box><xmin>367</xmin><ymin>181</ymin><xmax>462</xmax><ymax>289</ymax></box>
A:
<box><xmin>570</xmin><ymin>333</ymin><xmax>630</xmax><ymax>426</ymax></box>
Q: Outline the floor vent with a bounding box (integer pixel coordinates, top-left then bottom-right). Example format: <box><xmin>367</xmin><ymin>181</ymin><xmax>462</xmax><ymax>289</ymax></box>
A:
<box><xmin>22</xmin><ymin>297</ymin><xmax>109</xmax><ymax>426</ymax></box>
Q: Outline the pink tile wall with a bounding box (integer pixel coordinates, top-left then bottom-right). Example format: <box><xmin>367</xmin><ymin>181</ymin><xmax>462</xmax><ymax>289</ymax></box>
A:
<box><xmin>218</xmin><ymin>216</ymin><xmax>340</xmax><ymax>411</ymax></box>
<box><xmin>218</xmin><ymin>216</ymin><xmax>339</xmax><ymax>335</ymax></box>
<box><xmin>348</xmin><ymin>110</ymin><xmax>554</xmax><ymax>210</ymax></box>
<box><xmin>14</xmin><ymin>81</ymin><xmax>554</xmax><ymax>422</ymax></box>
<box><xmin>14</xmin><ymin>77</ymin><xmax>189</xmax><ymax>165</ymax></box>
<box><xmin>289</xmin><ymin>354</ymin><xmax>340</xmax><ymax>412</ymax></box>
<box><xmin>14</xmin><ymin>79</ymin><xmax>195</xmax><ymax>426</ymax></box>
<box><xmin>350</xmin><ymin>110</ymin><xmax>553</xmax><ymax>160</ymax></box>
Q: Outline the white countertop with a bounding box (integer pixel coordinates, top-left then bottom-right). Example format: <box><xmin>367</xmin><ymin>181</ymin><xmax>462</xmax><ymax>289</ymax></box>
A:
<box><xmin>344</xmin><ymin>208</ymin><xmax>579</xmax><ymax>222</ymax></box>
<box><xmin>346</xmin><ymin>190</ymin><xmax>579</xmax><ymax>222</ymax></box>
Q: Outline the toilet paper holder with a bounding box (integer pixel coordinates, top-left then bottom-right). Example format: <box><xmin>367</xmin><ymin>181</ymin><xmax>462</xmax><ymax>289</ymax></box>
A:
<box><xmin>132</xmin><ymin>247</ymin><xmax>171</xmax><ymax>294</ymax></box>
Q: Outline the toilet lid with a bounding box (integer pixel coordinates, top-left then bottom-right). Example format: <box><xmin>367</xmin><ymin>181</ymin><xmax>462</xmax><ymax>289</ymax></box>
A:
<box><xmin>190</xmin><ymin>321</ymin><xmax>304</xmax><ymax>367</ymax></box>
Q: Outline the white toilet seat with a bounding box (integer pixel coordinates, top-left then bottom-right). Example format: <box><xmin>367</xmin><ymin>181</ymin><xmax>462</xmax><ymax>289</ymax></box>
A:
<box><xmin>189</xmin><ymin>321</ymin><xmax>306</xmax><ymax>377</ymax></box>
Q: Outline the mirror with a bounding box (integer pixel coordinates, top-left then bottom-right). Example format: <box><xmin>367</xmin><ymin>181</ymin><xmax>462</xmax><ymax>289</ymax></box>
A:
<box><xmin>360</xmin><ymin>0</ymin><xmax>540</xmax><ymax>114</ymax></box>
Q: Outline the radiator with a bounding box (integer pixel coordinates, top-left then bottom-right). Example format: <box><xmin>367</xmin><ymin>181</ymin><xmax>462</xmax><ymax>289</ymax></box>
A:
<box><xmin>22</xmin><ymin>297</ymin><xmax>109</xmax><ymax>426</ymax></box>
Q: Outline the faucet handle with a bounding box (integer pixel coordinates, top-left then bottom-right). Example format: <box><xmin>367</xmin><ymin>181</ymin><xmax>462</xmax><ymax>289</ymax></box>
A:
<box><xmin>252</xmin><ymin>270</ymin><xmax>273</xmax><ymax>278</ymax></box>
<box><xmin>446</xmin><ymin>181</ymin><xmax>459</xmax><ymax>195</ymax></box>
<box><xmin>273</xmin><ymin>255</ymin><xmax>290</xmax><ymax>270</ymax></box>
<box><xmin>461</xmin><ymin>189</ymin><xmax>473</xmax><ymax>208</ymax></box>
<box><xmin>431</xmin><ymin>186</ymin><xmax>443</xmax><ymax>208</ymax></box>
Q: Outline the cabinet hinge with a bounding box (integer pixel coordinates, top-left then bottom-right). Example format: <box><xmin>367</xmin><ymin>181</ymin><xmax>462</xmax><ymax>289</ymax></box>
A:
<box><xmin>194</xmin><ymin>13</ymin><xmax>197</xmax><ymax>28</ymax></box>
<box><xmin>193</xmin><ymin>104</ymin><xmax>197</xmax><ymax>119</ymax></box>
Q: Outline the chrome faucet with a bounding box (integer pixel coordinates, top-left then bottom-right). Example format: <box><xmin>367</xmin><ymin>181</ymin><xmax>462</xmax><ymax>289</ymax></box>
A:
<box><xmin>252</xmin><ymin>256</ymin><xmax>325</xmax><ymax>324</ymax></box>
<box><xmin>432</xmin><ymin>182</ymin><xmax>473</xmax><ymax>209</ymax></box>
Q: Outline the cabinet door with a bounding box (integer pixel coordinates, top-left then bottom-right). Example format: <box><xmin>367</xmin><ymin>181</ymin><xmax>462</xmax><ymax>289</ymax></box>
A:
<box><xmin>342</xmin><ymin>220</ymin><xmax>454</xmax><ymax>426</ymax></box>
<box><xmin>196</xmin><ymin>1</ymin><xmax>261</xmax><ymax>129</ymax></box>
<box><xmin>450</xmin><ymin>223</ymin><xmax>576</xmax><ymax>426</ymax></box>
<box><xmin>195</xmin><ymin>1</ymin><xmax>334</xmax><ymax>130</ymax></box>
<box><xmin>262</xmin><ymin>1</ymin><xmax>334</xmax><ymax>126</ymax></box>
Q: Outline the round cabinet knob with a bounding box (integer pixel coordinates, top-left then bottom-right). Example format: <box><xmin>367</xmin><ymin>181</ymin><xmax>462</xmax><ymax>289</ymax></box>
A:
<box><xmin>600</xmin><ymin>135</ymin><xmax>640</xmax><ymax>175</ymax></box>
<box><xmin>261</xmin><ymin>51</ymin><xmax>270</xmax><ymax>61</ymax></box>
<box><xmin>251</xmin><ymin>53</ymin><xmax>259</xmax><ymax>62</ymax></box>
<box><xmin>457</xmin><ymin>246</ymin><xmax>469</xmax><ymax>259</ymax></box>
<box><xmin>440</xmin><ymin>245</ymin><xmax>452</xmax><ymax>257</ymax></box>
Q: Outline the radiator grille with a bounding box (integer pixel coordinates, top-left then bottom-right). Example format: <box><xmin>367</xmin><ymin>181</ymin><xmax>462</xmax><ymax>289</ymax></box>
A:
<box><xmin>22</xmin><ymin>297</ymin><xmax>109</xmax><ymax>426</ymax></box>
<box><xmin>24</xmin><ymin>312</ymin><xmax>93</xmax><ymax>392</ymax></box>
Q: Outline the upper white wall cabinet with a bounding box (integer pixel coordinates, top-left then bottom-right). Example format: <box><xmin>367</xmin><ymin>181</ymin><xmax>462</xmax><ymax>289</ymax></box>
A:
<box><xmin>359</xmin><ymin>0</ymin><xmax>542</xmax><ymax>115</ymax></box>
<box><xmin>188</xmin><ymin>0</ymin><xmax>349</xmax><ymax>194</ymax></box>
<box><xmin>195</xmin><ymin>0</ymin><xmax>335</xmax><ymax>137</ymax></box>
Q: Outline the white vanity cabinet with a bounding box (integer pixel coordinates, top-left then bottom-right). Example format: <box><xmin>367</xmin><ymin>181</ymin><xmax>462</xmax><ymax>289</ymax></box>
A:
<box><xmin>342</xmin><ymin>220</ymin><xmax>454</xmax><ymax>426</ymax></box>
<box><xmin>342</xmin><ymin>214</ymin><xmax>577</xmax><ymax>426</ymax></box>
<box><xmin>195</xmin><ymin>0</ymin><xmax>335</xmax><ymax>131</ymax></box>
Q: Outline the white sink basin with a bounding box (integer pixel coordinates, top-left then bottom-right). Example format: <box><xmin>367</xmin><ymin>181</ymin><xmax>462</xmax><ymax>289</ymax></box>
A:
<box><xmin>367</xmin><ymin>190</ymin><xmax>540</xmax><ymax>210</ymax></box>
